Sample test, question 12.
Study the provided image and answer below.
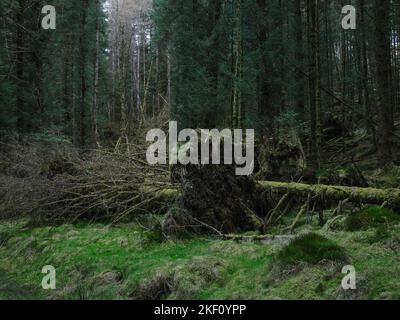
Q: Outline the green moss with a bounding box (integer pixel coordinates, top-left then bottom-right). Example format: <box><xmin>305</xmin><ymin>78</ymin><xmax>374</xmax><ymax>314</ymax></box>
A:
<box><xmin>345</xmin><ymin>206</ymin><xmax>400</xmax><ymax>231</ymax></box>
<box><xmin>0</xmin><ymin>218</ymin><xmax>399</xmax><ymax>300</ymax></box>
<box><xmin>0</xmin><ymin>220</ymin><xmax>208</xmax><ymax>299</ymax></box>
<box><xmin>0</xmin><ymin>230</ymin><xmax>11</xmax><ymax>246</ymax></box>
<box><xmin>274</xmin><ymin>233</ymin><xmax>348</xmax><ymax>267</ymax></box>
<box><xmin>370</xmin><ymin>224</ymin><xmax>390</xmax><ymax>243</ymax></box>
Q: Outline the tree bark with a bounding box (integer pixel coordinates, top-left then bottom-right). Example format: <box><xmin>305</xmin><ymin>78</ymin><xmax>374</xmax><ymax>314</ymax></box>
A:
<box><xmin>157</xmin><ymin>180</ymin><xmax>400</xmax><ymax>210</ymax></box>
<box><xmin>374</xmin><ymin>0</ymin><xmax>394</xmax><ymax>166</ymax></box>
<box><xmin>258</xmin><ymin>181</ymin><xmax>400</xmax><ymax>208</ymax></box>
<box><xmin>91</xmin><ymin>0</ymin><xmax>100</xmax><ymax>149</ymax></box>
<box><xmin>308</xmin><ymin>0</ymin><xmax>321</xmax><ymax>169</ymax></box>
<box><xmin>78</xmin><ymin>0</ymin><xmax>89</xmax><ymax>148</ymax></box>
<box><xmin>15</xmin><ymin>0</ymin><xmax>25</xmax><ymax>132</ymax></box>
<box><xmin>294</xmin><ymin>0</ymin><xmax>305</xmax><ymax>120</ymax></box>
<box><xmin>359</xmin><ymin>0</ymin><xmax>375</xmax><ymax>145</ymax></box>
<box><xmin>232</xmin><ymin>0</ymin><xmax>244</xmax><ymax>129</ymax></box>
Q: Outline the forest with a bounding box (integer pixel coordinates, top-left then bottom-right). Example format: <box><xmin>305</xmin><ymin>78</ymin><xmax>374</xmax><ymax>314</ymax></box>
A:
<box><xmin>0</xmin><ymin>0</ymin><xmax>400</xmax><ymax>300</ymax></box>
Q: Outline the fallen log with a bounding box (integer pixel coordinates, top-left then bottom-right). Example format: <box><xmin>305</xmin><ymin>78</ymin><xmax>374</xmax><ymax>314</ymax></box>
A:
<box><xmin>257</xmin><ymin>181</ymin><xmax>400</xmax><ymax>208</ymax></box>
<box><xmin>155</xmin><ymin>181</ymin><xmax>400</xmax><ymax>209</ymax></box>
<box><xmin>222</xmin><ymin>234</ymin><xmax>294</xmax><ymax>245</ymax></box>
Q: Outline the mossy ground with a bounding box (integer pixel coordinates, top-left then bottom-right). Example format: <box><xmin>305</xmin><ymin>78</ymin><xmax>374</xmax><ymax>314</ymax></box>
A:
<box><xmin>0</xmin><ymin>212</ymin><xmax>400</xmax><ymax>300</ymax></box>
<box><xmin>273</xmin><ymin>233</ymin><xmax>348</xmax><ymax>267</ymax></box>
<box><xmin>345</xmin><ymin>206</ymin><xmax>400</xmax><ymax>232</ymax></box>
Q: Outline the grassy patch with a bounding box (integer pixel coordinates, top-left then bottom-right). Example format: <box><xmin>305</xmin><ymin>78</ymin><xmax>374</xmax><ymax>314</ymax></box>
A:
<box><xmin>0</xmin><ymin>218</ymin><xmax>399</xmax><ymax>300</ymax></box>
<box><xmin>345</xmin><ymin>206</ymin><xmax>400</xmax><ymax>232</ymax></box>
<box><xmin>273</xmin><ymin>233</ymin><xmax>348</xmax><ymax>268</ymax></box>
<box><xmin>0</xmin><ymin>219</ymin><xmax>276</xmax><ymax>300</ymax></box>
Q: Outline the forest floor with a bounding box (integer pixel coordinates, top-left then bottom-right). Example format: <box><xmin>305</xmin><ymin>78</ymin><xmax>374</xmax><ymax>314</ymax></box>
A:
<box><xmin>1</xmin><ymin>135</ymin><xmax>400</xmax><ymax>300</ymax></box>
<box><xmin>1</xmin><ymin>209</ymin><xmax>399</xmax><ymax>300</ymax></box>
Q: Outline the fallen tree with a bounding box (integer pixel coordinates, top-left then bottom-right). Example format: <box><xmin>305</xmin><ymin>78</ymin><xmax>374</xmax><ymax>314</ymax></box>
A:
<box><xmin>37</xmin><ymin>148</ymin><xmax>176</xmax><ymax>223</ymax></box>
<box><xmin>156</xmin><ymin>180</ymin><xmax>400</xmax><ymax>236</ymax></box>
<box><xmin>162</xmin><ymin>164</ymin><xmax>399</xmax><ymax>237</ymax></box>
<box><xmin>163</xmin><ymin>164</ymin><xmax>267</xmax><ymax>237</ymax></box>
<box><xmin>257</xmin><ymin>181</ymin><xmax>400</xmax><ymax>208</ymax></box>
<box><xmin>158</xmin><ymin>181</ymin><xmax>400</xmax><ymax>209</ymax></box>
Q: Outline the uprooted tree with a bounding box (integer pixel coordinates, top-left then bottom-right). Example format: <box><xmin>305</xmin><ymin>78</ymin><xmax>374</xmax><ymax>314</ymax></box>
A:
<box><xmin>19</xmin><ymin>131</ymin><xmax>398</xmax><ymax>236</ymax></box>
<box><xmin>162</xmin><ymin>172</ymin><xmax>400</xmax><ymax>237</ymax></box>
<box><xmin>162</xmin><ymin>163</ymin><xmax>267</xmax><ymax>238</ymax></box>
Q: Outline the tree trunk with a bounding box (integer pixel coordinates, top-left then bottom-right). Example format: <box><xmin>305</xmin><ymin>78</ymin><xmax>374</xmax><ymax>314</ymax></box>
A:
<box><xmin>258</xmin><ymin>181</ymin><xmax>400</xmax><ymax>208</ymax></box>
<box><xmin>78</xmin><ymin>0</ymin><xmax>89</xmax><ymax>148</ymax></box>
<box><xmin>91</xmin><ymin>0</ymin><xmax>100</xmax><ymax>149</ymax></box>
<box><xmin>232</xmin><ymin>0</ymin><xmax>244</xmax><ymax>129</ymax></box>
<box><xmin>374</xmin><ymin>0</ymin><xmax>394</xmax><ymax>167</ymax></box>
<box><xmin>359</xmin><ymin>0</ymin><xmax>376</xmax><ymax>145</ymax></box>
<box><xmin>157</xmin><ymin>180</ymin><xmax>400</xmax><ymax>211</ymax></box>
<box><xmin>15</xmin><ymin>0</ymin><xmax>25</xmax><ymax>132</ymax></box>
<box><xmin>308</xmin><ymin>0</ymin><xmax>321</xmax><ymax>168</ymax></box>
<box><xmin>294</xmin><ymin>0</ymin><xmax>305</xmax><ymax>120</ymax></box>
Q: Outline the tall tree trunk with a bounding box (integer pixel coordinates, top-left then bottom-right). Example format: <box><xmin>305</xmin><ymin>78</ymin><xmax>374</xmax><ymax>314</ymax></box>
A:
<box><xmin>32</xmin><ymin>0</ymin><xmax>44</xmax><ymax>128</ymax></box>
<box><xmin>119</xmin><ymin>26</ymin><xmax>128</xmax><ymax>145</ymax></box>
<box><xmin>15</xmin><ymin>0</ymin><xmax>25</xmax><ymax>132</ymax></box>
<box><xmin>256</xmin><ymin>0</ymin><xmax>273</xmax><ymax>135</ymax></box>
<box><xmin>374</xmin><ymin>0</ymin><xmax>394</xmax><ymax>166</ymax></box>
<box><xmin>294</xmin><ymin>0</ymin><xmax>305</xmax><ymax>120</ymax></box>
<box><xmin>78</xmin><ymin>0</ymin><xmax>89</xmax><ymax>148</ymax></box>
<box><xmin>359</xmin><ymin>0</ymin><xmax>376</xmax><ymax>145</ymax></box>
<box><xmin>308</xmin><ymin>0</ymin><xmax>321</xmax><ymax>168</ymax></box>
<box><xmin>232</xmin><ymin>0</ymin><xmax>244</xmax><ymax>129</ymax></box>
<box><xmin>91</xmin><ymin>1</ymin><xmax>100</xmax><ymax>149</ymax></box>
<box><xmin>62</xmin><ymin>32</ymin><xmax>77</xmax><ymax>143</ymax></box>
<box><xmin>167</xmin><ymin>51</ymin><xmax>171</xmax><ymax>109</ymax></box>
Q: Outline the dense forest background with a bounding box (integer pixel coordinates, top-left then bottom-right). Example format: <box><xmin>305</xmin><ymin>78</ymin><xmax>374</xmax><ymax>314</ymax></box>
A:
<box><xmin>1</xmin><ymin>0</ymin><xmax>399</xmax><ymax>168</ymax></box>
<box><xmin>1</xmin><ymin>0</ymin><xmax>400</xmax><ymax>301</ymax></box>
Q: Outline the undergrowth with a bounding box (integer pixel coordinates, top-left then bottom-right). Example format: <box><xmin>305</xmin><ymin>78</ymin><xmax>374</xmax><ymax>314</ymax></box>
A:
<box><xmin>274</xmin><ymin>233</ymin><xmax>348</xmax><ymax>268</ymax></box>
<box><xmin>0</xmin><ymin>217</ymin><xmax>399</xmax><ymax>300</ymax></box>
<box><xmin>345</xmin><ymin>206</ymin><xmax>400</xmax><ymax>231</ymax></box>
